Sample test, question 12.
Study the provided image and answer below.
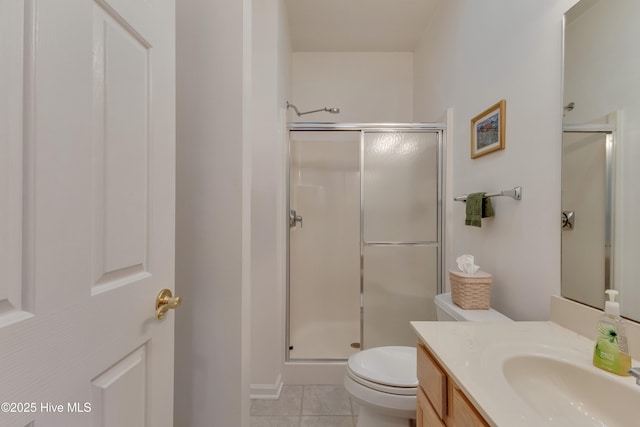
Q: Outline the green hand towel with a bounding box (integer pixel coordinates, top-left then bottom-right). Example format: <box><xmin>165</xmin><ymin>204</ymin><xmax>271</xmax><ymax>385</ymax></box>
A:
<box><xmin>482</xmin><ymin>195</ymin><xmax>495</xmax><ymax>219</ymax></box>
<box><xmin>465</xmin><ymin>192</ymin><xmax>495</xmax><ymax>227</ymax></box>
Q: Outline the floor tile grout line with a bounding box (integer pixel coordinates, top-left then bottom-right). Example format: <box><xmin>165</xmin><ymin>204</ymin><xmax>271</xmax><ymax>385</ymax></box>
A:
<box><xmin>249</xmin><ymin>384</ymin><xmax>359</xmax><ymax>422</ymax></box>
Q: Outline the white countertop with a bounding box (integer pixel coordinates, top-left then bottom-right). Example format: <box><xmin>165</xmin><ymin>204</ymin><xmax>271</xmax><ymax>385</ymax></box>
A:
<box><xmin>410</xmin><ymin>321</ymin><xmax>639</xmax><ymax>427</ymax></box>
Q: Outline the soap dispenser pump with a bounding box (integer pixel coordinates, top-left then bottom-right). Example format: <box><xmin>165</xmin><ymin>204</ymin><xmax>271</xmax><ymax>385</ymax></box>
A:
<box><xmin>593</xmin><ymin>290</ymin><xmax>631</xmax><ymax>376</ymax></box>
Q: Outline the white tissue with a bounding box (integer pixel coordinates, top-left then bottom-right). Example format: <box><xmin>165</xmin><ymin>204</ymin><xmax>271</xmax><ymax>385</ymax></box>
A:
<box><xmin>456</xmin><ymin>254</ymin><xmax>480</xmax><ymax>275</ymax></box>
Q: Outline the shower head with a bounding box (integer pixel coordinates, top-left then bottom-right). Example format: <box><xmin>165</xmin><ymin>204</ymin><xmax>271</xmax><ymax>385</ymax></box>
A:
<box><xmin>287</xmin><ymin>102</ymin><xmax>340</xmax><ymax>117</ymax></box>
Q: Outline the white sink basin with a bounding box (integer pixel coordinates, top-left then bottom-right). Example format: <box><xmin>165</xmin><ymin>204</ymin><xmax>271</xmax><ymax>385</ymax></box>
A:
<box><xmin>503</xmin><ymin>353</ymin><xmax>640</xmax><ymax>426</ymax></box>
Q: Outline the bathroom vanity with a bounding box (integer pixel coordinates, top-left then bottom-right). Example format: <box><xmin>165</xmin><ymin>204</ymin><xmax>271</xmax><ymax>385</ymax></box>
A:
<box><xmin>411</xmin><ymin>320</ymin><xmax>640</xmax><ymax>427</ymax></box>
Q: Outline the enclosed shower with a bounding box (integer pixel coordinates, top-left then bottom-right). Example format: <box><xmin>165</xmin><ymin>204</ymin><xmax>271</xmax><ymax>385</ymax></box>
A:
<box><xmin>287</xmin><ymin>123</ymin><xmax>443</xmax><ymax>361</ymax></box>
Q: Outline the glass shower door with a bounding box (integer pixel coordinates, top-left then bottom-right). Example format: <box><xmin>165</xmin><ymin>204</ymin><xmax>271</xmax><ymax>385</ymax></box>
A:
<box><xmin>288</xmin><ymin>131</ymin><xmax>361</xmax><ymax>360</ymax></box>
<box><xmin>562</xmin><ymin>130</ymin><xmax>610</xmax><ymax>309</ymax></box>
<box><xmin>362</xmin><ymin>131</ymin><xmax>440</xmax><ymax>349</ymax></box>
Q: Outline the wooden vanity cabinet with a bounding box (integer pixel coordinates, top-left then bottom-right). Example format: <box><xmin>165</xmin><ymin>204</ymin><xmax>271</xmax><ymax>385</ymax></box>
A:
<box><xmin>416</xmin><ymin>343</ymin><xmax>489</xmax><ymax>427</ymax></box>
<box><xmin>417</xmin><ymin>386</ymin><xmax>445</xmax><ymax>427</ymax></box>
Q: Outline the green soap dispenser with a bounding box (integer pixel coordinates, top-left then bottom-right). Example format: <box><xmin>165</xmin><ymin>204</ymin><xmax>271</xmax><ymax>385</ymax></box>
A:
<box><xmin>593</xmin><ymin>290</ymin><xmax>631</xmax><ymax>376</ymax></box>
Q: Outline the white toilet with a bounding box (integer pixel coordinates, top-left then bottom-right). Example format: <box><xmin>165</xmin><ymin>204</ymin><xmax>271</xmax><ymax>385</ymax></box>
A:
<box><xmin>344</xmin><ymin>292</ymin><xmax>511</xmax><ymax>427</ymax></box>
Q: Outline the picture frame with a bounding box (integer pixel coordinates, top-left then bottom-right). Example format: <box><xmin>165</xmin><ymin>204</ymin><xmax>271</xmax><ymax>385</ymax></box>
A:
<box><xmin>470</xmin><ymin>99</ymin><xmax>506</xmax><ymax>159</ymax></box>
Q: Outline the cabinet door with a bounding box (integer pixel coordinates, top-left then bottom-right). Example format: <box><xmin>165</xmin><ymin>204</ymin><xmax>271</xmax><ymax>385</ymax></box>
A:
<box><xmin>417</xmin><ymin>387</ymin><xmax>445</xmax><ymax>427</ymax></box>
<box><xmin>417</xmin><ymin>344</ymin><xmax>447</xmax><ymax>418</ymax></box>
<box><xmin>453</xmin><ymin>387</ymin><xmax>490</xmax><ymax>427</ymax></box>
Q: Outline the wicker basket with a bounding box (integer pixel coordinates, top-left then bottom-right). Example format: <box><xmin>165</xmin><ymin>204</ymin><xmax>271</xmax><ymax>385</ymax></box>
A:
<box><xmin>449</xmin><ymin>270</ymin><xmax>492</xmax><ymax>310</ymax></box>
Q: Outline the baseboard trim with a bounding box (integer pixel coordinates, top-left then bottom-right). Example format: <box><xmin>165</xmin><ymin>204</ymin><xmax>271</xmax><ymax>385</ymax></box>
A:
<box><xmin>250</xmin><ymin>374</ymin><xmax>283</xmax><ymax>400</ymax></box>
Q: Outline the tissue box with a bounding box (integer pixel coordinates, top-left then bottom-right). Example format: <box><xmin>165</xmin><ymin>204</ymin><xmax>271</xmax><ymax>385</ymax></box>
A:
<box><xmin>449</xmin><ymin>270</ymin><xmax>492</xmax><ymax>310</ymax></box>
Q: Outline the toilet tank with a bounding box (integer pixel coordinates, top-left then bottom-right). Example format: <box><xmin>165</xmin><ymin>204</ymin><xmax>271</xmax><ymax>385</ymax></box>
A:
<box><xmin>434</xmin><ymin>293</ymin><xmax>512</xmax><ymax>322</ymax></box>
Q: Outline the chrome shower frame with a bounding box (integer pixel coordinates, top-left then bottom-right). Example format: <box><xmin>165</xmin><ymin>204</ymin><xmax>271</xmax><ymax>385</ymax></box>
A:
<box><xmin>285</xmin><ymin>122</ymin><xmax>446</xmax><ymax>363</ymax></box>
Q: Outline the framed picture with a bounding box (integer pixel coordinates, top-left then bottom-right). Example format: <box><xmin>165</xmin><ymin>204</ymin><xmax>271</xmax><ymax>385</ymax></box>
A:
<box><xmin>470</xmin><ymin>100</ymin><xmax>506</xmax><ymax>158</ymax></box>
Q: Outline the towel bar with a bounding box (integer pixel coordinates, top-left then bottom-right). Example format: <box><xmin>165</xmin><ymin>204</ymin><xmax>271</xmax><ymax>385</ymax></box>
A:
<box><xmin>454</xmin><ymin>186</ymin><xmax>522</xmax><ymax>202</ymax></box>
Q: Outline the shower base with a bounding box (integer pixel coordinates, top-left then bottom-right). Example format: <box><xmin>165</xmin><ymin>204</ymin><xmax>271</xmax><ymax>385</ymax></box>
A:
<box><xmin>289</xmin><ymin>320</ymin><xmax>359</xmax><ymax>360</ymax></box>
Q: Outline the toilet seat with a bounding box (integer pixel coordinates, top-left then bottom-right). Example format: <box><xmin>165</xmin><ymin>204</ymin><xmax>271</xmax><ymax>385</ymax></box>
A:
<box><xmin>347</xmin><ymin>346</ymin><xmax>418</xmax><ymax>395</ymax></box>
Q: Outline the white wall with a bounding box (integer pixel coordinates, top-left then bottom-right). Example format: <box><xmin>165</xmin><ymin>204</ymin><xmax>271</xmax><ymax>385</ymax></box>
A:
<box><xmin>175</xmin><ymin>0</ymin><xmax>252</xmax><ymax>425</ymax></box>
<box><xmin>414</xmin><ymin>0</ymin><xmax>579</xmax><ymax>320</ymax></box>
<box><xmin>249</xmin><ymin>0</ymin><xmax>291</xmax><ymax>398</ymax></box>
<box><xmin>291</xmin><ymin>52</ymin><xmax>414</xmax><ymax>123</ymax></box>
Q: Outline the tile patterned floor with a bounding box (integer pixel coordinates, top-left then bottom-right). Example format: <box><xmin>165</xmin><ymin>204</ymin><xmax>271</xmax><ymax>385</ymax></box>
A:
<box><xmin>250</xmin><ymin>385</ymin><xmax>359</xmax><ymax>427</ymax></box>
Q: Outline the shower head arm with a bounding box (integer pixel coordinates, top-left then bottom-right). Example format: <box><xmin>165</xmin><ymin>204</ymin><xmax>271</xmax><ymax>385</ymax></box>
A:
<box><xmin>286</xmin><ymin>102</ymin><xmax>302</xmax><ymax>116</ymax></box>
<box><xmin>287</xmin><ymin>102</ymin><xmax>339</xmax><ymax>117</ymax></box>
<box><xmin>296</xmin><ymin>107</ymin><xmax>330</xmax><ymax>116</ymax></box>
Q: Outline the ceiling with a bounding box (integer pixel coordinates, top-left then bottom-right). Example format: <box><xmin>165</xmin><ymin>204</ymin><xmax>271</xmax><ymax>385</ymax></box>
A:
<box><xmin>284</xmin><ymin>0</ymin><xmax>437</xmax><ymax>52</ymax></box>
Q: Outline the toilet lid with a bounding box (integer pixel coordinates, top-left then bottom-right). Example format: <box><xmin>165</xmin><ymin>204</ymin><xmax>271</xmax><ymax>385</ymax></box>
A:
<box><xmin>347</xmin><ymin>346</ymin><xmax>418</xmax><ymax>388</ymax></box>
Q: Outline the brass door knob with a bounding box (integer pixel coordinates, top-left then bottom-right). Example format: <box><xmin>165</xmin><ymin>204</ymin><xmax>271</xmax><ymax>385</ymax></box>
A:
<box><xmin>155</xmin><ymin>289</ymin><xmax>182</xmax><ymax>320</ymax></box>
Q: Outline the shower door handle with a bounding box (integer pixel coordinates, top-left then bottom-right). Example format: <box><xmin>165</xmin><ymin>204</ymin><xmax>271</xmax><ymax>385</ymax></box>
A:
<box><xmin>289</xmin><ymin>209</ymin><xmax>303</xmax><ymax>229</ymax></box>
<box><xmin>562</xmin><ymin>210</ymin><xmax>575</xmax><ymax>230</ymax></box>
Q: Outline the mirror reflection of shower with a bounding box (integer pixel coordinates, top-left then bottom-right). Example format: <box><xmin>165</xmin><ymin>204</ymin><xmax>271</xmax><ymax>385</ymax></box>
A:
<box><xmin>287</xmin><ymin>101</ymin><xmax>340</xmax><ymax>117</ymax></box>
<box><xmin>561</xmin><ymin>116</ymin><xmax>616</xmax><ymax>313</ymax></box>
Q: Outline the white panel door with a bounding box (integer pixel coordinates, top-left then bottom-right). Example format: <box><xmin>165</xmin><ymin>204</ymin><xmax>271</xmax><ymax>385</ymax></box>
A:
<box><xmin>0</xmin><ymin>0</ymin><xmax>176</xmax><ymax>426</ymax></box>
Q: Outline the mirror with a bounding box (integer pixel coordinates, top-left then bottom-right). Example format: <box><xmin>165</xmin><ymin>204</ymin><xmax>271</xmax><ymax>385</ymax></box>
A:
<box><xmin>562</xmin><ymin>0</ymin><xmax>640</xmax><ymax>321</ymax></box>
